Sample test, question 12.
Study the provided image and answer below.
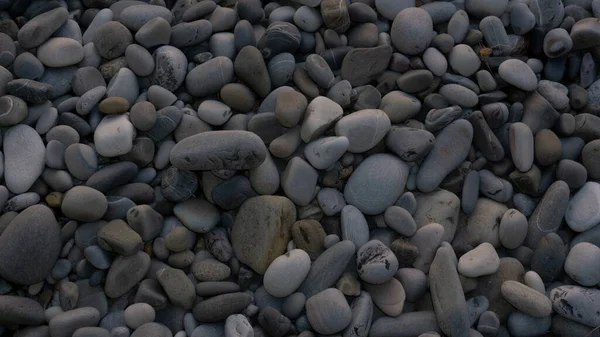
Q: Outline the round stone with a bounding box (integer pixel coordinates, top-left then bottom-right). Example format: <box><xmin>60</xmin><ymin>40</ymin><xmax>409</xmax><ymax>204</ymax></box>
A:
<box><xmin>390</xmin><ymin>8</ymin><xmax>433</xmax><ymax>55</ymax></box>
<box><xmin>564</xmin><ymin>242</ymin><xmax>600</xmax><ymax>286</ymax></box>
<box><xmin>61</xmin><ymin>186</ymin><xmax>108</xmax><ymax>222</ymax></box>
<box><xmin>344</xmin><ymin>153</ymin><xmax>410</xmax><ymax>215</ymax></box>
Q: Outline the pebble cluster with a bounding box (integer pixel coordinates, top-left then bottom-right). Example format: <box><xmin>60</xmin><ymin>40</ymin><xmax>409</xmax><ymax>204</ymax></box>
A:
<box><xmin>0</xmin><ymin>0</ymin><xmax>600</xmax><ymax>337</ymax></box>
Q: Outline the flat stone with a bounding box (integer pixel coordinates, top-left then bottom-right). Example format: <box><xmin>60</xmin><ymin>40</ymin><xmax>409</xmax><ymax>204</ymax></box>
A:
<box><xmin>526</xmin><ymin>180</ymin><xmax>569</xmax><ymax>248</ymax></box>
<box><xmin>551</xmin><ymin>285</ymin><xmax>600</xmax><ymax>327</ymax></box>
<box><xmin>281</xmin><ymin>157</ymin><xmax>318</xmax><ymax>206</ymax></box>
<box><xmin>156</xmin><ymin>268</ymin><xmax>196</xmax><ymax>310</ymax></box>
<box><xmin>120</xmin><ymin>4</ymin><xmax>173</xmax><ymax>31</ymax></box>
<box><xmin>385</xmin><ymin>126</ymin><xmax>435</xmax><ymax>162</ymax></box>
<box><xmin>340</xmin><ymin>45</ymin><xmax>393</xmax><ymax>86</ymax></box>
<box><xmin>170</xmin><ymin>131</ymin><xmax>267</xmax><ymax>171</ymax></box>
<box><xmin>363</xmin><ymin>277</ymin><xmax>406</xmax><ymax>317</ymax></box>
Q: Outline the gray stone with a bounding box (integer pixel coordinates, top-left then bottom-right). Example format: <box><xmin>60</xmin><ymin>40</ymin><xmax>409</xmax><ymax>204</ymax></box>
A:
<box><xmin>49</xmin><ymin>307</ymin><xmax>101</xmax><ymax>337</ymax></box>
<box><xmin>300</xmin><ymin>96</ymin><xmax>343</xmax><ymax>142</ymax></box>
<box><xmin>37</xmin><ymin>37</ymin><xmax>84</xmax><ymax>67</ymax></box>
<box><xmin>193</xmin><ymin>292</ymin><xmax>252</xmax><ymax>323</ymax></box>
<box><xmin>429</xmin><ymin>247</ymin><xmax>470</xmax><ymax>337</ymax></box>
<box><xmin>156</xmin><ymin>268</ymin><xmax>196</xmax><ymax>310</ymax></box>
<box><xmin>416</xmin><ymin>119</ymin><xmax>473</xmax><ymax>193</ymax></box>
<box><xmin>18</xmin><ymin>7</ymin><xmax>69</xmax><ymax>49</ymax></box>
<box><xmin>120</xmin><ymin>4</ymin><xmax>173</xmax><ymax>31</ymax></box>
<box><xmin>499</xmin><ymin>209</ymin><xmax>528</xmax><ymax>250</ymax></box>
<box><xmin>131</xmin><ymin>322</ymin><xmax>173</xmax><ymax>337</ymax></box>
<box><xmin>439</xmin><ymin>84</ymin><xmax>478</xmax><ymax>108</ymax></box>
<box><xmin>104</xmin><ymin>251</ymin><xmax>151</xmax><ymax>298</ymax></box>
<box><xmin>306</xmin><ymin>288</ymin><xmax>352</xmax><ymax>335</ymax></box>
<box><xmin>391</xmin><ymin>8</ymin><xmax>433</xmax><ymax>55</ymax></box>
<box><xmin>93</xmin><ymin>21</ymin><xmax>132</xmax><ymax>60</ymax></box>
<box><xmin>299</xmin><ymin>240</ymin><xmax>355</xmax><ymax>297</ymax></box>
<box><xmin>186</xmin><ymin>56</ymin><xmax>233</xmax><ymax>97</ymax></box>
<box><xmin>3</xmin><ymin>125</ymin><xmax>45</xmax><ymax>194</ymax></box>
<box><xmin>498</xmin><ymin>59</ymin><xmax>538</xmax><ymax>91</ymax></box>
<box><xmin>340</xmin><ymin>46</ymin><xmax>393</xmax><ymax>86</ymax></box>
<box><xmin>551</xmin><ymin>285</ymin><xmax>600</xmax><ymax>327</ymax></box>
<box><xmin>135</xmin><ymin>17</ymin><xmax>172</xmax><ymax>49</ymax></box>
<box><xmin>526</xmin><ymin>180</ymin><xmax>569</xmax><ymax>248</ymax></box>
<box><xmin>344</xmin><ymin>153</ymin><xmax>409</xmax><ymax>215</ymax></box>
<box><xmin>335</xmin><ymin>109</ymin><xmax>390</xmax><ymax>153</ymax></box>
<box><xmin>385</xmin><ymin>126</ymin><xmax>435</xmax><ymax>162</ymax></box>
<box><xmin>566</xmin><ymin>182</ymin><xmax>600</xmax><ymax>232</ymax></box>
<box><xmin>564</xmin><ymin>242</ymin><xmax>600</xmax><ymax>286</ymax></box>
<box><xmin>0</xmin><ymin>295</ymin><xmax>45</xmax><ymax>326</ymax></box>
<box><xmin>62</xmin><ymin>186</ymin><xmax>108</xmax><ymax>222</ymax></box>
<box><xmin>264</xmin><ymin>249</ymin><xmax>311</xmax><ymax>298</ymax></box>
<box><xmin>170</xmin><ymin>130</ymin><xmax>267</xmax><ymax>171</ymax></box>
<box><xmin>357</xmin><ymin>240</ymin><xmax>398</xmax><ymax>284</ymax></box>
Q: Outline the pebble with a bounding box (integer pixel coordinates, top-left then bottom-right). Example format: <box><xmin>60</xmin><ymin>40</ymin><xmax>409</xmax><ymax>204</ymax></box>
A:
<box><xmin>344</xmin><ymin>153</ymin><xmax>409</xmax><ymax>215</ymax></box>
<box><xmin>263</xmin><ymin>249</ymin><xmax>311</xmax><ymax>298</ymax></box>
<box><xmin>306</xmin><ymin>288</ymin><xmax>352</xmax><ymax>335</ymax></box>
<box><xmin>458</xmin><ymin>243</ymin><xmax>500</xmax><ymax>278</ymax></box>
<box><xmin>49</xmin><ymin>307</ymin><xmax>101</xmax><ymax>337</ymax></box>
<box><xmin>357</xmin><ymin>240</ymin><xmax>398</xmax><ymax>284</ymax></box>
<box><xmin>499</xmin><ymin>209</ymin><xmax>528</xmax><ymax>249</ymax></box>
<box><xmin>417</xmin><ymin>119</ymin><xmax>473</xmax><ymax>193</ymax></box>
<box><xmin>335</xmin><ymin>109</ymin><xmax>391</xmax><ymax>153</ymax></box>
<box><xmin>429</xmin><ymin>246</ymin><xmax>470</xmax><ymax>337</ymax></box>
<box><xmin>390</xmin><ymin>8</ymin><xmax>433</xmax><ymax>55</ymax></box>
<box><xmin>341</xmin><ymin>46</ymin><xmax>393</xmax><ymax>86</ymax></box>
<box><xmin>124</xmin><ymin>303</ymin><xmax>155</xmax><ymax>330</ymax></box>
<box><xmin>564</xmin><ymin>242</ymin><xmax>600</xmax><ymax>286</ymax></box>
<box><xmin>509</xmin><ymin>122</ymin><xmax>535</xmax><ymax>172</ymax></box>
<box><xmin>551</xmin><ymin>285</ymin><xmax>600</xmax><ymax>328</ymax></box>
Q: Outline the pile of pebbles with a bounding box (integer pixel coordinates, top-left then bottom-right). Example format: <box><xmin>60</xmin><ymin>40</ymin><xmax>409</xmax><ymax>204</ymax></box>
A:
<box><xmin>1</xmin><ymin>0</ymin><xmax>600</xmax><ymax>336</ymax></box>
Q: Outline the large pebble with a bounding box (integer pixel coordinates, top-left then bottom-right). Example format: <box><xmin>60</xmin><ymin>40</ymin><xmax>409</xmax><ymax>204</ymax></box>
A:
<box><xmin>232</xmin><ymin>196</ymin><xmax>296</xmax><ymax>274</ymax></box>
<box><xmin>356</xmin><ymin>240</ymin><xmax>398</xmax><ymax>284</ymax></box>
<box><xmin>416</xmin><ymin>119</ymin><xmax>473</xmax><ymax>193</ymax></box>
<box><xmin>264</xmin><ymin>249</ymin><xmax>311</xmax><ymax>298</ymax></box>
<box><xmin>3</xmin><ymin>125</ymin><xmax>45</xmax><ymax>194</ymax></box>
<box><xmin>18</xmin><ymin>7</ymin><xmax>69</xmax><ymax>49</ymax></box>
<box><xmin>306</xmin><ymin>288</ymin><xmax>352</xmax><ymax>335</ymax></box>
<box><xmin>344</xmin><ymin>153</ymin><xmax>409</xmax><ymax>215</ymax></box>
<box><xmin>551</xmin><ymin>285</ymin><xmax>600</xmax><ymax>327</ymax></box>
<box><xmin>501</xmin><ymin>281</ymin><xmax>552</xmax><ymax>317</ymax></box>
<box><xmin>564</xmin><ymin>242</ymin><xmax>600</xmax><ymax>286</ymax></box>
<box><xmin>335</xmin><ymin>109</ymin><xmax>391</xmax><ymax>153</ymax></box>
<box><xmin>170</xmin><ymin>131</ymin><xmax>267</xmax><ymax>171</ymax></box>
<box><xmin>186</xmin><ymin>57</ymin><xmax>233</xmax><ymax>97</ymax></box>
<box><xmin>94</xmin><ymin>114</ymin><xmax>136</xmax><ymax>157</ymax></box>
<box><xmin>429</xmin><ymin>246</ymin><xmax>470</xmax><ymax>337</ymax></box>
<box><xmin>498</xmin><ymin>59</ymin><xmax>538</xmax><ymax>91</ymax></box>
<box><xmin>458</xmin><ymin>242</ymin><xmax>500</xmax><ymax>278</ymax></box>
<box><xmin>37</xmin><ymin>38</ymin><xmax>84</xmax><ymax>67</ymax></box>
<box><xmin>390</xmin><ymin>8</ymin><xmax>433</xmax><ymax>55</ymax></box>
<box><xmin>0</xmin><ymin>295</ymin><xmax>45</xmax><ymax>326</ymax></box>
<box><xmin>104</xmin><ymin>251</ymin><xmax>151</xmax><ymax>298</ymax></box>
<box><xmin>565</xmin><ymin>181</ymin><xmax>600</xmax><ymax>232</ymax></box>
<box><xmin>0</xmin><ymin>205</ymin><xmax>60</xmax><ymax>285</ymax></box>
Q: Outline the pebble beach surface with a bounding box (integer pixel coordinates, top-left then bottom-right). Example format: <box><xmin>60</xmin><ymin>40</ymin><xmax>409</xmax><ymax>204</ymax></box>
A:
<box><xmin>0</xmin><ymin>0</ymin><xmax>600</xmax><ymax>337</ymax></box>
